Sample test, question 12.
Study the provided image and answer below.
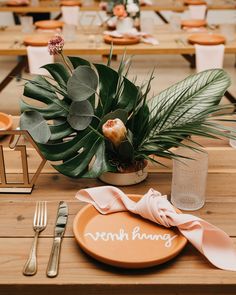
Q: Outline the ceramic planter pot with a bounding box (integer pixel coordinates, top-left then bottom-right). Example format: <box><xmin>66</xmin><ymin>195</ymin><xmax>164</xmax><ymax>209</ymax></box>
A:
<box><xmin>99</xmin><ymin>161</ymin><xmax>148</xmax><ymax>186</ymax></box>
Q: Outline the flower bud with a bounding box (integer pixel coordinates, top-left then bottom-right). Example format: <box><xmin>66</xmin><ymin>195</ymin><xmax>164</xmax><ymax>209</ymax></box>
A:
<box><xmin>48</xmin><ymin>35</ymin><xmax>64</xmax><ymax>55</ymax></box>
<box><xmin>102</xmin><ymin>118</ymin><xmax>127</xmax><ymax>148</ymax></box>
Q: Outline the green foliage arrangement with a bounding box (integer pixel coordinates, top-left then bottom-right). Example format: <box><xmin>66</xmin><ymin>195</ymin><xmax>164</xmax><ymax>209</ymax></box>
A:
<box><xmin>20</xmin><ymin>43</ymin><xmax>236</xmax><ymax>178</ymax></box>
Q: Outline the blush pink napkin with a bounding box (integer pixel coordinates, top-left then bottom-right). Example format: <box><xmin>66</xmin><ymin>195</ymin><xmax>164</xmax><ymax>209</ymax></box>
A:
<box><xmin>76</xmin><ymin>186</ymin><xmax>236</xmax><ymax>271</ymax></box>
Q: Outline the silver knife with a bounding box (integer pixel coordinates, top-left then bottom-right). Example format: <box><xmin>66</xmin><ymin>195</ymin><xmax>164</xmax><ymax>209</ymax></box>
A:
<box><xmin>46</xmin><ymin>201</ymin><xmax>68</xmax><ymax>278</ymax></box>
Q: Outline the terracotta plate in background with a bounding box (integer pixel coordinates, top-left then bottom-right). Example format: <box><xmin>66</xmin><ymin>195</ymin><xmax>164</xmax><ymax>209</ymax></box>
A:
<box><xmin>184</xmin><ymin>0</ymin><xmax>206</xmax><ymax>5</ymax></box>
<box><xmin>188</xmin><ymin>33</ymin><xmax>226</xmax><ymax>45</ymax></box>
<box><xmin>34</xmin><ymin>20</ymin><xmax>64</xmax><ymax>30</ymax></box>
<box><xmin>23</xmin><ymin>35</ymin><xmax>52</xmax><ymax>46</ymax></box>
<box><xmin>181</xmin><ymin>19</ymin><xmax>207</xmax><ymax>28</ymax></box>
<box><xmin>73</xmin><ymin>195</ymin><xmax>187</xmax><ymax>269</ymax></box>
<box><xmin>6</xmin><ymin>0</ymin><xmax>29</xmax><ymax>6</ymax></box>
<box><xmin>60</xmin><ymin>0</ymin><xmax>82</xmax><ymax>6</ymax></box>
<box><xmin>0</xmin><ymin>112</ymin><xmax>13</xmax><ymax>132</ymax></box>
<box><xmin>104</xmin><ymin>35</ymin><xmax>140</xmax><ymax>45</ymax></box>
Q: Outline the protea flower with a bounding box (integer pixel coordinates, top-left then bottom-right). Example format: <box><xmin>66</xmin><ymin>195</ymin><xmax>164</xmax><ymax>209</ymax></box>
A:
<box><xmin>102</xmin><ymin>118</ymin><xmax>127</xmax><ymax>148</ymax></box>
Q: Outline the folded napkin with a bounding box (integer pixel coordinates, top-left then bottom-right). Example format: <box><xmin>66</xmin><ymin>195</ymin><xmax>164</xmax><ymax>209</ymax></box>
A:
<box><xmin>188</xmin><ymin>5</ymin><xmax>207</xmax><ymax>20</ymax></box>
<box><xmin>76</xmin><ymin>186</ymin><xmax>236</xmax><ymax>271</ymax></box>
<box><xmin>26</xmin><ymin>46</ymin><xmax>54</xmax><ymax>75</ymax></box>
<box><xmin>103</xmin><ymin>29</ymin><xmax>159</xmax><ymax>45</ymax></box>
<box><xmin>61</xmin><ymin>6</ymin><xmax>80</xmax><ymax>26</ymax></box>
<box><xmin>195</xmin><ymin>44</ymin><xmax>225</xmax><ymax>72</ymax></box>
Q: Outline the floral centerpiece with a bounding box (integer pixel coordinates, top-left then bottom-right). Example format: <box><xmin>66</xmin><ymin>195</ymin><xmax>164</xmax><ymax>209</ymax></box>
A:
<box><xmin>20</xmin><ymin>36</ymin><xmax>235</xmax><ymax>183</ymax></box>
<box><xmin>107</xmin><ymin>0</ymin><xmax>140</xmax><ymax>31</ymax></box>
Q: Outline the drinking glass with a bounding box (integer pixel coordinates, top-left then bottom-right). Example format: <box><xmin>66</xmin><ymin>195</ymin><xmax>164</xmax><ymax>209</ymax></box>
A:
<box><xmin>229</xmin><ymin>118</ymin><xmax>236</xmax><ymax>148</ymax></box>
<box><xmin>141</xmin><ymin>17</ymin><xmax>155</xmax><ymax>35</ymax></box>
<box><xmin>171</xmin><ymin>148</ymin><xmax>208</xmax><ymax>211</ymax></box>
<box><xmin>219</xmin><ymin>24</ymin><xmax>235</xmax><ymax>42</ymax></box>
<box><xmin>62</xmin><ymin>24</ymin><xmax>77</xmax><ymax>42</ymax></box>
<box><xmin>20</xmin><ymin>16</ymin><xmax>34</xmax><ymax>33</ymax></box>
<box><xmin>31</xmin><ymin>0</ymin><xmax>39</xmax><ymax>7</ymax></box>
<box><xmin>169</xmin><ymin>13</ymin><xmax>181</xmax><ymax>32</ymax></box>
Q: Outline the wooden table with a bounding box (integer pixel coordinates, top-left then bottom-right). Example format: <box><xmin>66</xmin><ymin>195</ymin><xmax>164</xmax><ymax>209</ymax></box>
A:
<box><xmin>0</xmin><ymin>0</ymin><xmax>235</xmax><ymax>13</ymax></box>
<box><xmin>1</xmin><ymin>116</ymin><xmax>236</xmax><ymax>294</ymax></box>
<box><xmin>1</xmin><ymin>25</ymin><xmax>236</xmax><ymax>56</ymax></box>
<box><xmin>1</xmin><ymin>24</ymin><xmax>235</xmax><ymax>105</ymax></box>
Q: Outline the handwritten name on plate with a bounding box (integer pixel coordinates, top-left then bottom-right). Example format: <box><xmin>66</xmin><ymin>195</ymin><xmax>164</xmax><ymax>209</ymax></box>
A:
<box><xmin>85</xmin><ymin>226</ymin><xmax>178</xmax><ymax>248</ymax></box>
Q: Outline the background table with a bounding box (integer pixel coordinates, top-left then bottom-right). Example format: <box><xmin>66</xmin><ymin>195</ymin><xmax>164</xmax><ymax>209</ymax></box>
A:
<box><xmin>0</xmin><ymin>0</ymin><xmax>235</xmax><ymax>13</ymax></box>
<box><xmin>0</xmin><ymin>116</ymin><xmax>236</xmax><ymax>295</ymax></box>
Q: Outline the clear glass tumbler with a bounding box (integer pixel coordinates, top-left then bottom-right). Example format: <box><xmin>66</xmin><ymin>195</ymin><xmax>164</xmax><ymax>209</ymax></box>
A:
<box><xmin>171</xmin><ymin>148</ymin><xmax>208</xmax><ymax>211</ymax></box>
<box><xmin>20</xmin><ymin>16</ymin><xmax>34</xmax><ymax>33</ymax></box>
<box><xmin>62</xmin><ymin>24</ymin><xmax>77</xmax><ymax>42</ymax></box>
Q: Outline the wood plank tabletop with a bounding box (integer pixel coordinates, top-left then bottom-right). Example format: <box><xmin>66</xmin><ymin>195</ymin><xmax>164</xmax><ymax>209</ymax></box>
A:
<box><xmin>0</xmin><ymin>0</ymin><xmax>235</xmax><ymax>13</ymax></box>
<box><xmin>1</xmin><ymin>115</ymin><xmax>236</xmax><ymax>294</ymax></box>
<box><xmin>0</xmin><ymin>25</ymin><xmax>236</xmax><ymax>56</ymax></box>
<box><xmin>0</xmin><ymin>172</ymin><xmax>236</xmax><ymax>295</ymax></box>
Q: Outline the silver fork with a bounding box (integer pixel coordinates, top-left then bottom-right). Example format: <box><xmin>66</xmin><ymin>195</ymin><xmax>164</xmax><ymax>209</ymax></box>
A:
<box><xmin>23</xmin><ymin>201</ymin><xmax>47</xmax><ymax>276</ymax></box>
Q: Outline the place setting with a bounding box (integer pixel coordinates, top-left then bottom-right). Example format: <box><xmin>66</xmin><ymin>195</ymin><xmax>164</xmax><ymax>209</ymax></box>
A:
<box><xmin>1</xmin><ymin>0</ymin><xmax>236</xmax><ymax>293</ymax></box>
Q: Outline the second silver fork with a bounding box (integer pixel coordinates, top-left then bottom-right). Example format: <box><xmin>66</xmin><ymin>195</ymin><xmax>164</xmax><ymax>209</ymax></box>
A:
<box><xmin>23</xmin><ymin>201</ymin><xmax>47</xmax><ymax>276</ymax></box>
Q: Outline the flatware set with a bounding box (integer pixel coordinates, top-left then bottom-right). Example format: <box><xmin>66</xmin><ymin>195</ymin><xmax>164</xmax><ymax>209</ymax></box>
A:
<box><xmin>23</xmin><ymin>201</ymin><xmax>68</xmax><ymax>277</ymax></box>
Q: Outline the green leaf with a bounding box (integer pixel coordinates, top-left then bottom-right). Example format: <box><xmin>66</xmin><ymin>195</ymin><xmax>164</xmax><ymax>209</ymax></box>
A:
<box><xmin>148</xmin><ymin>69</ymin><xmax>231</xmax><ymax>130</ymax></box>
<box><xmin>94</xmin><ymin>64</ymin><xmax>119</xmax><ymax>112</ymax></box>
<box><xmin>100</xmin><ymin>109</ymin><xmax>128</xmax><ymax>127</ymax></box>
<box><xmin>38</xmin><ymin>130</ymin><xmax>96</xmax><ymax>161</ymax></box>
<box><xmin>67</xmin><ymin>101</ymin><xmax>93</xmax><ymax>131</ymax></box>
<box><xmin>49</xmin><ymin>121</ymin><xmax>74</xmax><ymax>141</ymax></box>
<box><xmin>67</xmin><ymin>66</ymin><xmax>98</xmax><ymax>101</ymax></box>
<box><xmin>116</xmin><ymin>77</ymin><xmax>139</xmax><ymax>112</ymax></box>
<box><xmin>20</xmin><ymin>110</ymin><xmax>51</xmax><ymax>143</ymax></box>
<box><xmin>20</xmin><ymin>100</ymin><xmax>67</xmax><ymax>120</ymax></box>
<box><xmin>42</xmin><ymin>63</ymin><xmax>70</xmax><ymax>88</ymax></box>
<box><xmin>84</xmin><ymin>141</ymin><xmax>116</xmax><ymax>177</ymax></box>
<box><xmin>53</xmin><ymin>137</ymin><xmax>102</xmax><ymax>177</ymax></box>
<box><xmin>117</xmin><ymin>140</ymin><xmax>134</xmax><ymax>162</ymax></box>
<box><xmin>68</xmin><ymin>56</ymin><xmax>90</xmax><ymax>69</ymax></box>
<box><xmin>22</xmin><ymin>75</ymin><xmax>69</xmax><ymax>119</ymax></box>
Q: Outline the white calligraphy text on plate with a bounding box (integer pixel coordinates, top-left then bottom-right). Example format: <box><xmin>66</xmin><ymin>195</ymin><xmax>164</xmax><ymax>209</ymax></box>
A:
<box><xmin>84</xmin><ymin>226</ymin><xmax>178</xmax><ymax>248</ymax></box>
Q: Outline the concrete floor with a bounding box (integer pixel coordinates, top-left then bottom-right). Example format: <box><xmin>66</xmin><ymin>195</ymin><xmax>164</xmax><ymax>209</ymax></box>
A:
<box><xmin>0</xmin><ymin>53</ymin><xmax>235</xmax><ymax>115</ymax></box>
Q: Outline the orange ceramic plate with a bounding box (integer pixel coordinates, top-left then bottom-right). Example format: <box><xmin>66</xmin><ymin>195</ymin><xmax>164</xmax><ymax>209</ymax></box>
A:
<box><xmin>24</xmin><ymin>35</ymin><xmax>52</xmax><ymax>46</ymax></box>
<box><xmin>0</xmin><ymin>112</ymin><xmax>13</xmax><ymax>132</ymax></box>
<box><xmin>184</xmin><ymin>0</ymin><xmax>206</xmax><ymax>5</ymax></box>
<box><xmin>104</xmin><ymin>35</ymin><xmax>140</xmax><ymax>45</ymax></box>
<box><xmin>6</xmin><ymin>0</ymin><xmax>29</xmax><ymax>6</ymax></box>
<box><xmin>181</xmin><ymin>19</ymin><xmax>207</xmax><ymax>28</ymax></box>
<box><xmin>73</xmin><ymin>195</ymin><xmax>187</xmax><ymax>269</ymax></box>
<box><xmin>34</xmin><ymin>20</ymin><xmax>64</xmax><ymax>30</ymax></box>
<box><xmin>60</xmin><ymin>0</ymin><xmax>82</xmax><ymax>6</ymax></box>
<box><xmin>188</xmin><ymin>33</ymin><xmax>226</xmax><ymax>45</ymax></box>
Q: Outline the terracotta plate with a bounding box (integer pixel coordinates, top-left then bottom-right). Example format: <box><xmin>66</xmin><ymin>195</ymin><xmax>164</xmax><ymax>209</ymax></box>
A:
<box><xmin>60</xmin><ymin>0</ymin><xmax>82</xmax><ymax>6</ymax></box>
<box><xmin>188</xmin><ymin>33</ymin><xmax>226</xmax><ymax>45</ymax></box>
<box><xmin>104</xmin><ymin>35</ymin><xmax>140</xmax><ymax>45</ymax></box>
<box><xmin>34</xmin><ymin>20</ymin><xmax>64</xmax><ymax>30</ymax></box>
<box><xmin>73</xmin><ymin>195</ymin><xmax>187</xmax><ymax>269</ymax></box>
<box><xmin>184</xmin><ymin>0</ymin><xmax>206</xmax><ymax>5</ymax></box>
<box><xmin>0</xmin><ymin>112</ymin><xmax>13</xmax><ymax>132</ymax></box>
<box><xmin>24</xmin><ymin>35</ymin><xmax>52</xmax><ymax>46</ymax></box>
<box><xmin>181</xmin><ymin>19</ymin><xmax>207</xmax><ymax>28</ymax></box>
<box><xmin>6</xmin><ymin>0</ymin><xmax>29</xmax><ymax>6</ymax></box>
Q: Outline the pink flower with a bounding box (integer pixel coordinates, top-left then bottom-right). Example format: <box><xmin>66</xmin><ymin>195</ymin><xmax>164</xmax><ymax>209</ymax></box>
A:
<box><xmin>102</xmin><ymin>118</ymin><xmax>127</xmax><ymax>148</ymax></box>
<box><xmin>48</xmin><ymin>35</ymin><xmax>64</xmax><ymax>55</ymax></box>
<box><xmin>113</xmin><ymin>4</ymin><xmax>128</xmax><ymax>19</ymax></box>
